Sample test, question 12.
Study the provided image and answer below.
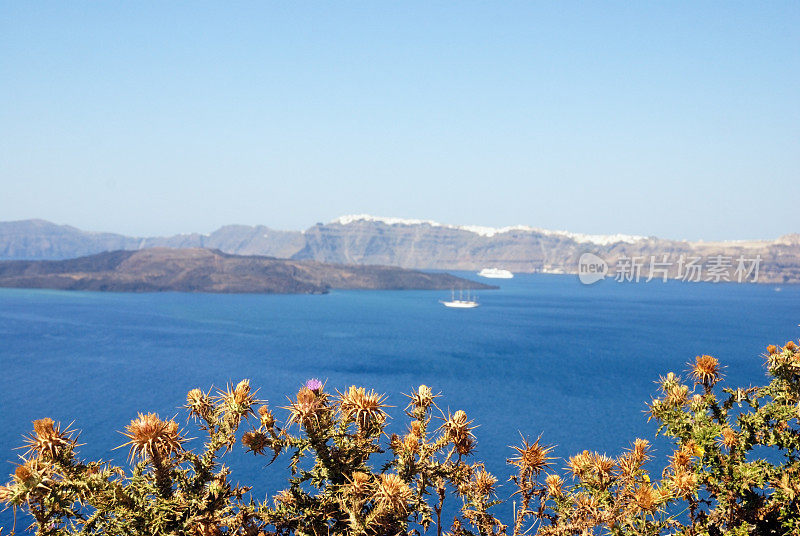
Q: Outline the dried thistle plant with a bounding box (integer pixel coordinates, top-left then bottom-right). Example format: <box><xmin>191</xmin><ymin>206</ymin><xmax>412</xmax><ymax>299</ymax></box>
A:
<box><xmin>1</xmin><ymin>340</ymin><xmax>799</xmax><ymax>535</ymax></box>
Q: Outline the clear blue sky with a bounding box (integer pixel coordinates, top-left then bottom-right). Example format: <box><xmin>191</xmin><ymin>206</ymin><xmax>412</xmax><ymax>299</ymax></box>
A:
<box><xmin>1</xmin><ymin>2</ymin><xmax>798</xmax><ymax>240</ymax></box>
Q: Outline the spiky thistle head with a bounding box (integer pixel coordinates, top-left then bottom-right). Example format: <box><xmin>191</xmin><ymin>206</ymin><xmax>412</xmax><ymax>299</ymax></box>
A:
<box><xmin>405</xmin><ymin>384</ymin><xmax>439</xmax><ymax>412</ymax></box>
<box><xmin>373</xmin><ymin>473</ymin><xmax>412</xmax><ymax>516</ymax></box>
<box><xmin>14</xmin><ymin>464</ymin><xmax>32</xmax><ymax>483</ymax></box>
<box><xmin>670</xmin><ymin>468</ymin><xmax>698</xmax><ymax>498</ymax></box>
<box><xmin>592</xmin><ymin>453</ymin><xmax>615</xmax><ymax>481</ymax></box>
<box><xmin>690</xmin><ymin>355</ymin><xmax>722</xmax><ymax>387</ymax></box>
<box><xmin>409</xmin><ymin>420</ymin><xmax>422</xmax><ymax>437</ymax></box>
<box><xmin>283</xmin><ymin>387</ymin><xmax>326</xmax><ymax>429</ymax></box>
<box><xmin>545</xmin><ymin>474</ymin><xmax>564</xmax><ymax>497</ymax></box>
<box><xmin>631</xmin><ymin>438</ymin><xmax>651</xmax><ymax>464</ymax></box>
<box><xmin>634</xmin><ymin>484</ymin><xmax>657</xmax><ymax>511</ymax></box>
<box><xmin>258</xmin><ymin>405</ymin><xmax>275</xmax><ymax>428</ymax></box>
<box><xmin>574</xmin><ymin>491</ymin><xmax>600</xmax><ymax>517</ymax></box>
<box><xmin>14</xmin><ymin>461</ymin><xmax>41</xmax><ymax>486</ymax></box>
<box><xmin>12</xmin><ymin>458</ymin><xmax>49</xmax><ymax>495</ymax></box>
<box><xmin>470</xmin><ymin>466</ymin><xmax>497</xmax><ymax>497</ymax></box>
<box><xmin>719</xmin><ymin>427</ymin><xmax>737</xmax><ymax>450</ymax></box>
<box><xmin>219</xmin><ymin>379</ymin><xmax>259</xmax><ymax>421</ymax></box>
<box><xmin>665</xmin><ymin>384</ymin><xmax>689</xmax><ymax>407</ymax></box>
<box><xmin>669</xmin><ymin>447</ymin><xmax>692</xmax><ymax>471</ymax></box>
<box><xmin>508</xmin><ymin>435</ymin><xmax>554</xmax><ymax>476</ymax></box>
<box><xmin>402</xmin><ymin>433</ymin><xmax>420</xmax><ymax>455</ymax></box>
<box><xmin>616</xmin><ymin>453</ymin><xmax>637</xmax><ymax>478</ymax></box>
<box><xmin>616</xmin><ymin>438</ymin><xmax>651</xmax><ymax>477</ymax></box>
<box><xmin>185</xmin><ymin>388</ymin><xmax>213</xmax><ymax>421</ymax></box>
<box><xmin>343</xmin><ymin>471</ymin><xmax>372</xmax><ymax>502</ymax></box>
<box><xmin>337</xmin><ymin>386</ymin><xmax>389</xmax><ymax>433</ymax></box>
<box><xmin>689</xmin><ymin>393</ymin><xmax>707</xmax><ymax>413</ymax></box>
<box><xmin>22</xmin><ymin>418</ymin><xmax>77</xmax><ymax>461</ymax></box>
<box><xmin>241</xmin><ymin>431</ymin><xmax>269</xmax><ymax>455</ymax></box>
<box><xmin>658</xmin><ymin>372</ymin><xmax>680</xmax><ymax>393</ymax></box>
<box><xmin>118</xmin><ymin>413</ymin><xmax>186</xmax><ymax>462</ymax></box>
<box><xmin>441</xmin><ymin>409</ymin><xmax>476</xmax><ymax>456</ymax></box>
<box><xmin>567</xmin><ymin>450</ymin><xmax>593</xmax><ymax>479</ymax></box>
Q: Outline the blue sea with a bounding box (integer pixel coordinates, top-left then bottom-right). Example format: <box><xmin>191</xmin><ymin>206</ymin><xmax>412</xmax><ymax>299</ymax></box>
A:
<box><xmin>1</xmin><ymin>274</ymin><xmax>798</xmax><ymax>529</ymax></box>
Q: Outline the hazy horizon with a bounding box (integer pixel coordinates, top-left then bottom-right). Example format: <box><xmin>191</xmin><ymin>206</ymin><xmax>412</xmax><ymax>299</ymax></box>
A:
<box><xmin>2</xmin><ymin>3</ymin><xmax>798</xmax><ymax>241</ymax></box>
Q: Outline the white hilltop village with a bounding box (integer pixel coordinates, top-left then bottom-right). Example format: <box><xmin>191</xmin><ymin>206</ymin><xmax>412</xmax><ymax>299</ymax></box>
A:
<box><xmin>331</xmin><ymin>214</ymin><xmax>647</xmax><ymax>246</ymax></box>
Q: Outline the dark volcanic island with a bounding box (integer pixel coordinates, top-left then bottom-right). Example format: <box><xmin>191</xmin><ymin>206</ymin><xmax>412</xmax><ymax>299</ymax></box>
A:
<box><xmin>0</xmin><ymin>248</ymin><xmax>495</xmax><ymax>294</ymax></box>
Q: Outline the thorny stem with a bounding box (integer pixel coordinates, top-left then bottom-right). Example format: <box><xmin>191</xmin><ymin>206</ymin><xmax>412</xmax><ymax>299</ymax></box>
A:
<box><xmin>436</xmin><ymin>478</ymin><xmax>446</xmax><ymax>536</ymax></box>
<box><xmin>150</xmin><ymin>450</ymin><xmax>172</xmax><ymax>499</ymax></box>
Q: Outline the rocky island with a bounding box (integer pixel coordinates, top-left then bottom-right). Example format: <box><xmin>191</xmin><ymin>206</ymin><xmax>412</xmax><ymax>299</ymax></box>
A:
<box><xmin>0</xmin><ymin>248</ymin><xmax>495</xmax><ymax>294</ymax></box>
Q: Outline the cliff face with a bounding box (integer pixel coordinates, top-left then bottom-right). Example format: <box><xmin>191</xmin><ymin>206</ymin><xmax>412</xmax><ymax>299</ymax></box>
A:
<box><xmin>0</xmin><ymin>248</ymin><xmax>493</xmax><ymax>294</ymax></box>
<box><xmin>2</xmin><ymin>217</ymin><xmax>799</xmax><ymax>283</ymax></box>
<box><xmin>293</xmin><ymin>221</ymin><xmax>579</xmax><ymax>271</ymax></box>
<box><xmin>293</xmin><ymin>219</ymin><xmax>800</xmax><ymax>283</ymax></box>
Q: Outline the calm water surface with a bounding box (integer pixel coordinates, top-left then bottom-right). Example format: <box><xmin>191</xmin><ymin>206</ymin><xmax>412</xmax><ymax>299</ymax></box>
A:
<box><xmin>1</xmin><ymin>274</ymin><xmax>798</xmax><ymax>528</ymax></box>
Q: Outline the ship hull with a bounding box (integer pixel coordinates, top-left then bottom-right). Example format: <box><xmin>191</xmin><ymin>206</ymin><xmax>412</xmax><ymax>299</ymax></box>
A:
<box><xmin>441</xmin><ymin>300</ymin><xmax>479</xmax><ymax>308</ymax></box>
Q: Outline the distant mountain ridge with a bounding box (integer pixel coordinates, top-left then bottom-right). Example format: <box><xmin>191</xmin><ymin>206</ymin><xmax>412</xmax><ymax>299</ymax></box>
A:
<box><xmin>0</xmin><ymin>219</ymin><xmax>304</xmax><ymax>260</ymax></box>
<box><xmin>2</xmin><ymin>216</ymin><xmax>799</xmax><ymax>283</ymax></box>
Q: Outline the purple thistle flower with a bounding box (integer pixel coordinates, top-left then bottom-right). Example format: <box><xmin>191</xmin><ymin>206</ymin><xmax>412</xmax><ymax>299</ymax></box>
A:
<box><xmin>305</xmin><ymin>378</ymin><xmax>323</xmax><ymax>392</ymax></box>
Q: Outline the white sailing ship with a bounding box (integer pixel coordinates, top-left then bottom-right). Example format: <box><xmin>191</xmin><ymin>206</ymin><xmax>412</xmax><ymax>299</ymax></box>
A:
<box><xmin>441</xmin><ymin>288</ymin><xmax>479</xmax><ymax>308</ymax></box>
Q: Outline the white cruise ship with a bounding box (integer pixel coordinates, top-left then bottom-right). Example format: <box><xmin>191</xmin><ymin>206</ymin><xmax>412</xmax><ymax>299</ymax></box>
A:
<box><xmin>477</xmin><ymin>268</ymin><xmax>513</xmax><ymax>279</ymax></box>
